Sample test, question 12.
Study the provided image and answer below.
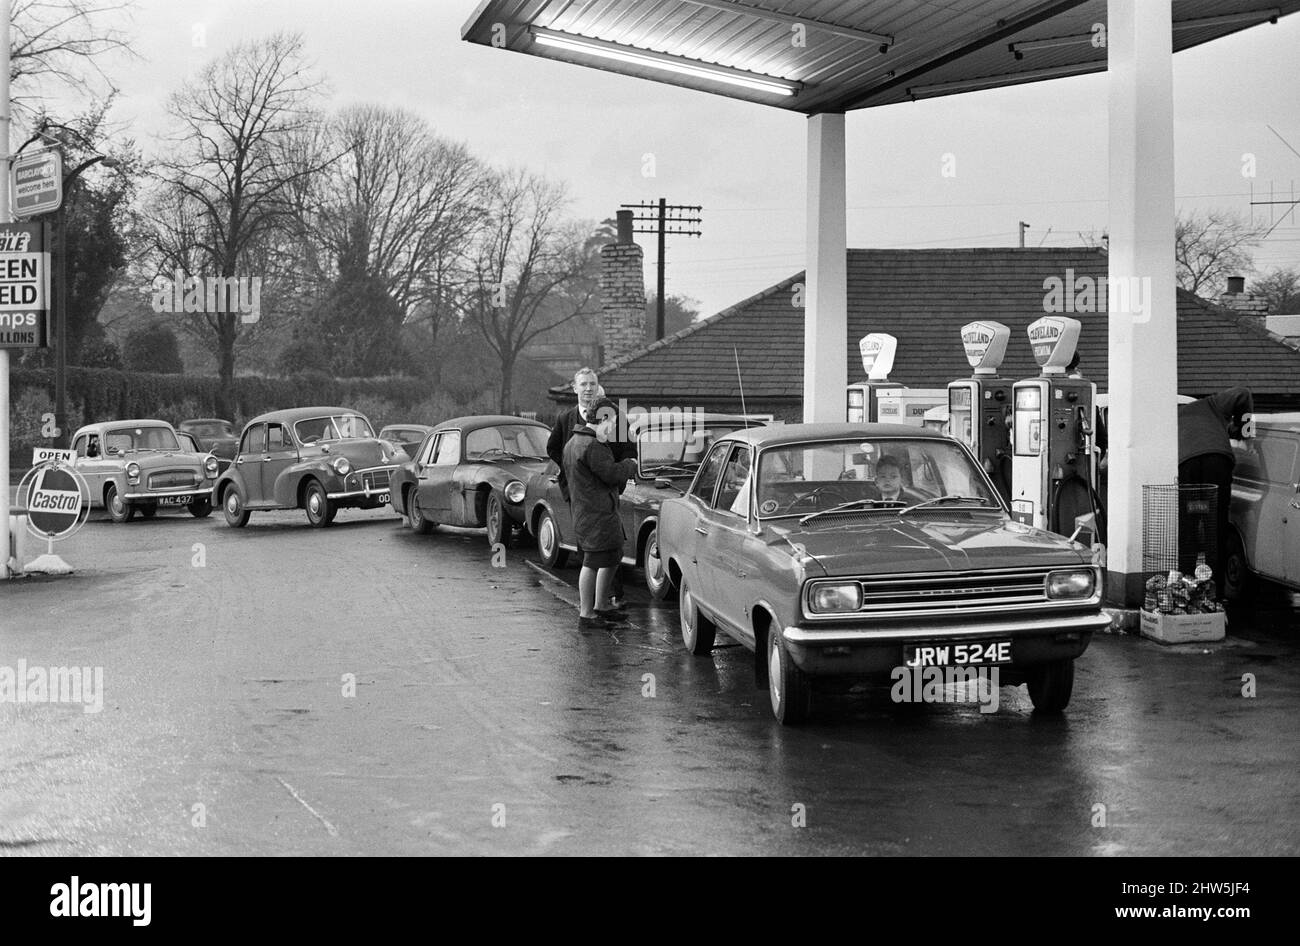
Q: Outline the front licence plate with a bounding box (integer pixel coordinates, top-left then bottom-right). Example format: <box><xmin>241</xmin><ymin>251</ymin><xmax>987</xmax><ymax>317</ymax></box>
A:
<box><xmin>157</xmin><ymin>495</ymin><xmax>193</xmax><ymax>506</ymax></box>
<box><xmin>905</xmin><ymin>640</ymin><xmax>1012</xmax><ymax>667</ymax></box>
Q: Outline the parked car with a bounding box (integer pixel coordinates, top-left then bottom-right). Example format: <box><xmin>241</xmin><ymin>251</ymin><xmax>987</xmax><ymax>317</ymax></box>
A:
<box><xmin>389</xmin><ymin>415</ymin><xmax>552</xmax><ymax>546</ymax></box>
<box><xmin>213</xmin><ymin>406</ymin><xmax>403</xmax><ymax>528</ymax></box>
<box><xmin>378</xmin><ymin>424</ymin><xmax>435</xmax><ymax>459</ymax></box>
<box><xmin>656</xmin><ymin>422</ymin><xmax>1110</xmax><ymax>724</ymax></box>
<box><xmin>1227</xmin><ymin>412</ymin><xmax>1300</xmax><ymax>598</ymax></box>
<box><xmin>524</xmin><ymin>412</ymin><xmax>762</xmax><ymax>597</ymax></box>
<box><xmin>179</xmin><ymin>417</ymin><xmax>239</xmax><ymax>474</ymax></box>
<box><xmin>69</xmin><ymin>419</ymin><xmax>220</xmax><ymax>522</ymax></box>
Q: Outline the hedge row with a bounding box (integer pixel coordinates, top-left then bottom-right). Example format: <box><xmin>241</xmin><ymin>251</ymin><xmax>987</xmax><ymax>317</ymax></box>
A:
<box><xmin>7</xmin><ymin>367</ymin><xmax>510</xmax><ymax>477</ymax></box>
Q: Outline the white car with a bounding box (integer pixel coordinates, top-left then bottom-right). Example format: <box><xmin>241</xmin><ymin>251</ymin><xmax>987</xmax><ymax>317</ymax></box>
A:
<box><xmin>1227</xmin><ymin>413</ymin><xmax>1300</xmax><ymax>598</ymax></box>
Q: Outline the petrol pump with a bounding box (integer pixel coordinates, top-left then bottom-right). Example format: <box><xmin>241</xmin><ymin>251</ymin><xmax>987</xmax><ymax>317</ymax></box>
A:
<box><xmin>947</xmin><ymin>320</ymin><xmax>1014</xmax><ymax>502</ymax></box>
<box><xmin>846</xmin><ymin>333</ymin><xmax>947</xmax><ymax>425</ymax></box>
<box><xmin>1010</xmin><ymin>316</ymin><xmax>1098</xmax><ymax>538</ymax></box>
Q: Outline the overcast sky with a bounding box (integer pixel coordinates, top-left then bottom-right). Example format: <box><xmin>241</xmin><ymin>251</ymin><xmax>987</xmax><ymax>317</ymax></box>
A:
<box><xmin>53</xmin><ymin>0</ymin><xmax>1300</xmax><ymax>318</ymax></box>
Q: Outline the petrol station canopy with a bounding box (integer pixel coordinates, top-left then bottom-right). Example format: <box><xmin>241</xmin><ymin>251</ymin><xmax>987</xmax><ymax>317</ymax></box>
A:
<box><xmin>461</xmin><ymin>0</ymin><xmax>1298</xmax><ymax>112</ymax></box>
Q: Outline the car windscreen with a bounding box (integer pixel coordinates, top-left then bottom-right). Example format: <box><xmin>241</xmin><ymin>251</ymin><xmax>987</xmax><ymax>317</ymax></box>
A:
<box><xmin>638</xmin><ymin>424</ymin><xmax>745</xmax><ymax>477</ymax></box>
<box><xmin>464</xmin><ymin>425</ymin><xmax>549</xmax><ymax>460</ymax></box>
<box><xmin>755</xmin><ymin>438</ymin><xmax>998</xmax><ymax>519</ymax></box>
<box><xmin>105</xmin><ymin>426</ymin><xmax>181</xmax><ymax>453</ymax></box>
<box><xmin>294</xmin><ymin>414</ymin><xmax>375</xmax><ymax>443</ymax></box>
<box><xmin>186</xmin><ymin>421</ymin><xmax>233</xmax><ymax>438</ymax></box>
<box><xmin>384</xmin><ymin>427</ymin><xmax>425</xmax><ymax>441</ymax></box>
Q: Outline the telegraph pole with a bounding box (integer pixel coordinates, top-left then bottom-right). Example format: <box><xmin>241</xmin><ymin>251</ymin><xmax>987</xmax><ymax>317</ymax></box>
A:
<box><xmin>619</xmin><ymin>199</ymin><xmax>702</xmax><ymax>340</ymax></box>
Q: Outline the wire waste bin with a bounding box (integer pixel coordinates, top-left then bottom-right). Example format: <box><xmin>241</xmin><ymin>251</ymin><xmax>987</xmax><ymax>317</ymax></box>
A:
<box><xmin>1141</xmin><ymin>484</ymin><xmax>1222</xmax><ymax>614</ymax></box>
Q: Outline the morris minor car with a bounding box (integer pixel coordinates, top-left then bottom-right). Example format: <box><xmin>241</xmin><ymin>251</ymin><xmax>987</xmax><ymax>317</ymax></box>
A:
<box><xmin>389</xmin><ymin>415</ymin><xmax>552</xmax><ymax>547</ymax></box>
<box><xmin>214</xmin><ymin>407</ymin><xmax>403</xmax><ymax>528</ymax></box>
<box><xmin>524</xmin><ymin>412</ymin><xmax>762</xmax><ymax>597</ymax></box>
<box><xmin>656</xmin><ymin>423</ymin><xmax>1110</xmax><ymax>724</ymax></box>
<box><xmin>1227</xmin><ymin>413</ymin><xmax>1300</xmax><ymax>598</ymax></box>
<box><xmin>70</xmin><ymin>419</ymin><xmax>220</xmax><ymax>522</ymax></box>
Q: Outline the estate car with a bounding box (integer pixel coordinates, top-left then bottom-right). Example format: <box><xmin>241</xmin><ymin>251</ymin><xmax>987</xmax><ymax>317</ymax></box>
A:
<box><xmin>214</xmin><ymin>406</ymin><xmax>403</xmax><ymax>528</ymax></box>
<box><xmin>656</xmin><ymin>423</ymin><xmax>1110</xmax><ymax>724</ymax></box>
<box><xmin>70</xmin><ymin>419</ymin><xmax>220</xmax><ymax>522</ymax></box>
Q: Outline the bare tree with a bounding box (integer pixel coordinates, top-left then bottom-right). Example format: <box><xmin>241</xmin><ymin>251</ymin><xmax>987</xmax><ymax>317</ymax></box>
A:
<box><xmin>466</xmin><ymin>170</ymin><xmax>601</xmax><ymax>413</ymax></box>
<box><xmin>290</xmin><ymin>104</ymin><xmax>488</xmax><ymax>376</ymax></box>
<box><xmin>9</xmin><ymin>0</ymin><xmax>136</xmax><ymax>117</ymax></box>
<box><xmin>1175</xmin><ymin>209</ymin><xmax>1269</xmax><ymax>297</ymax></box>
<box><xmin>145</xmin><ymin>32</ymin><xmax>333</xmax><ymax>412</ymax></box>
<box><xmin>1252</xmin><ymin>266</ymin><xmax>1300</xmax><ymax>314</ymax></box>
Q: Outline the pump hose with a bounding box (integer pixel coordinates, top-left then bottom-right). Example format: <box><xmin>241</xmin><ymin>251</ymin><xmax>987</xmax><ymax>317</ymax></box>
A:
<box><xmin>1049</xmin><ymin>473</ymin><xmax>1106</xmax><ymax>545</ymax></box>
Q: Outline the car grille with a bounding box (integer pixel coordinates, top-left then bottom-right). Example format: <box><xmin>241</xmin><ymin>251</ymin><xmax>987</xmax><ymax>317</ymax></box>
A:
<box><xmin>812</xmin><ymin>567</ymin><xmax>1057</xmax><ymax>617</ymax></box>
<box><xmin>358</xmin><ymin>467</ymin><xmax>394</xmax><ymax>492</ymax></box>
<box><xmin>149</xmin><ymin>469</ymin><xmax>199</xmax><ymax>489</ymax></box>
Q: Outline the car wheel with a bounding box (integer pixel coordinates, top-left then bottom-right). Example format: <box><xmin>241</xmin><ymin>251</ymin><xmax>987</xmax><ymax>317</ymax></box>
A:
<box><xmin>767</xmin><ymin>627</ymin><xmax>811</xmax><ymax>725</ymax></box>
<box><xmin>222</xmin><ymin>485</ymin><xmax>250</xmax><ymax>528</ymax></box>
<box><xmin>408</xmin><ymin>490</ymin><xmax>435</xmax><ymax>535</ymax></box>
<box><xmin>105</xmin><ymin>483</ymin><xmax>135</xmax><ymax>523</ymax></box>
<box><xmin>189</xmin><ymin>497</ymin><xmax>213</xmax><ymax>519</ymax></box>
<box><xmin>1025</xmin><ymin>658</ymin><xmax>1074</xmax><ymax>714</ymax></box>
<box><xmin>304</xmin><ymin>480</ymin><xmax>334</xmax><ymax>528</ymax></box>
<box><xmin>643</xmin><ymin>526</ymin><xmax>671</xmax><ymax>600</ymax></box>
<box><xmin>1223</xmin><ymin>530</ymin><xmax>1251</xmax><ymax>602</ymax></box>
<box><xmin>678</xmin><ymin>574</ymin><xmax>717</xmax><ymax>655</ymax></box>
<box><xmin>485</xmin><ymin>491</ymin><xmax>512</xmax><ymax>547</ymax></box>
<box><xmin>139</xmin><ymin>503</ymin><xmax>158</xmax><ymax>519</ymax></box>
<box><xmin>535</xmin><ymin>508</ymin><xmax>568</xmax><ymax>568</ymax></box>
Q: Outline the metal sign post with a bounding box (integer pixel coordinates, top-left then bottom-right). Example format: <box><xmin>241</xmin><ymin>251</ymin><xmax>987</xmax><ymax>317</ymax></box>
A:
<box><xmin>2</xmin><ymin>0</ymin><xmax>13</xmax><ymax>579</ymax></box>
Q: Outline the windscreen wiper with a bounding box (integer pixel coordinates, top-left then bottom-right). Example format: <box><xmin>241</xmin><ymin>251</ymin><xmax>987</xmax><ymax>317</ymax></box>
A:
<box><xmin>898</xmin><ymin>494</ymin><xmax>996</xmax><ymax>516</ymax></box>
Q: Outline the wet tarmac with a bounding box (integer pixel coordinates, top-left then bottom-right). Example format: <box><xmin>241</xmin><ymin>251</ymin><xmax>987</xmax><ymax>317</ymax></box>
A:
<box><xmin>1</xmin><ymin>506</ymin><xmax>1297</xmax><ymax>855</ymax></box>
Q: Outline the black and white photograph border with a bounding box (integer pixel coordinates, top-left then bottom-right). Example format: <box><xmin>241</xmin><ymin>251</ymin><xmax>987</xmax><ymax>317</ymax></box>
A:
<box><xmin>0</xmin><ymin>0</ymin><xmax>1297</xmax><ymax>879</ymax></box>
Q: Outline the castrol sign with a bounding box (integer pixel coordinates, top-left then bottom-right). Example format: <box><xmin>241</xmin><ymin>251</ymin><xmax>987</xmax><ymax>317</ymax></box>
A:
<box><xmin>960</xmin><ymin>321</ymin><xmax>1010</xmax><ymax>374</ymax></box>
<box><xmin>20</xmin><ymin>462</ymin><xmax>89</xmax><ymax>540</ymax></box>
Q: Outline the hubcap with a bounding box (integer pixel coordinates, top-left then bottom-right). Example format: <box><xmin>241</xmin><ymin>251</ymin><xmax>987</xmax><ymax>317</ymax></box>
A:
<box><xmin>309</xmin><ymin>492</ymin><xmax>321</xmax><ymax>516</ymax></box>
<box><xmin>226</xmin><ymin>493</ymin><xmax>238</xmax><ymax>513</ymax></box>
<box><xmin>769</xmin><ymin>641</ymin><xmax>783</xmax><ymax>711</ymax></box>
<box><xmin>646</xmin><ymin>535</ymin><xmax>663</xmax><ymax>586</ymax></box>
<box><xmin>539</xmin><ymin>517</ymin><xmax>555</xmax><ymax>557</ymax></box>
<box><xmin>680</xmin><ymin>586</ymin><xmax>694</xmax><ymax>642</ymax></box>
<box><xmin>489</xmin><ymin>501</ymin><xmax>501</xmax><ymax>538</ymax></box>
<box><xmin>411</xmin><ymin>496</ymin><xmax>422</xmax><ymax>523</ymax></box>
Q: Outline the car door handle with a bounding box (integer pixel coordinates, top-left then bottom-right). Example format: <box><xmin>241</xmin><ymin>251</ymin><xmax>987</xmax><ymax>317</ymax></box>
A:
<box><xmin>235</xmin><ymin>458</ymin><xmax>244</xmax><ymax>466</ymax></box>
<box><xmin>1290</xmin><ymin>500</ymin><xmax>1300</xmax><ymax>510</ymax></box>
<box><xmin>694</xmin><ymin>526</ymin><xmax>710</xmax><ymax>535</ymax></box>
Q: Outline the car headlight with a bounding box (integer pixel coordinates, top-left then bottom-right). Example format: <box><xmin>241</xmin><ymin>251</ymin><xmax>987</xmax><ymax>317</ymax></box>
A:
<box><xmin>332</xmin><ymin>456</ymin><xmax>351</xmax><ymax>476</ymax></box>
<box><xmin>204</xmin><ymin>456</ymin><xmax>219</xmax><ymax>477</ymax></box>
<box><xmin>1046</xmin><ymin>568</ymin><xmax>1096</xmax><ymax>600</ymax></box>
<box><xmin>808</xmin><ymin>582</ymin><xmax>863</xmax><ymax>613</ymax></box>
<box><xmin>504</xmin><ymin>480</ymin><xmax>526</xmax><ymax>504</ymax></box>
<box><xmin>125</xmin><ymin>462</ymin><xmax>140</xmax><ymax>480</ymax></box>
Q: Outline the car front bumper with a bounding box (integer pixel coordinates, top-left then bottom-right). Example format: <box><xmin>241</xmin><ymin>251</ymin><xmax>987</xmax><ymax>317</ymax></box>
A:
<box><xmin>780</xmin><ymin>610</ymin><xmax>1112</xmax><ymax>676</ymax></box>
<box><xmin>124</xmin><ymin>487</ymin><xmax>214</xmax><ymax>501</ymax></box>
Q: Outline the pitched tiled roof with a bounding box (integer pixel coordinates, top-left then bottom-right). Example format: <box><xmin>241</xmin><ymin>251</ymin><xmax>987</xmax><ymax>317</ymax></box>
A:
<box><xmin>579</xmin><ymin>248</ymin><xmax>1300</xmax><ymax>402</ymax></box>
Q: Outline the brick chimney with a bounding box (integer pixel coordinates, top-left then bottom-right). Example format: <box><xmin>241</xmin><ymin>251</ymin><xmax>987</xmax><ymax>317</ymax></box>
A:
<box><xmin>600</xmin><ymin>210</ymin><xmax>646</xmax><ymax>366</ymax></box>
<box><xmin>1219</xmin><ymin>275</ymin><xmax>1269</xmax><ymax>326</ymax></box>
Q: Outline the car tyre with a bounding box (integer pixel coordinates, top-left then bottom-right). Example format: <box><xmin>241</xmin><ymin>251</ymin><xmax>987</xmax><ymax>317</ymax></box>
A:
<box><xmin>643</xmin><ymin>526</ymin><xmax>671</xmax><ymax>600</ymax></box>
<box><xmin>189</xmin><ymin>497</ymin><xmax>213</xmax><ymax>518</ymax></box>
<box><xmin>767</xmin><ymin>627</ymin><xmax>811</xmax><ymax>725</ymax></box>
<box><xmin>678</xmin><ymin>574</ymin><xmax>717</xmax><ymax>656</ymax></box>
<box><xmin>1026</xmin><ymin>658</ymin><xmax>1074</xmax><ymax>714</ymax></box>
<box><xmin>222</xmin><ymin>485</ymin><xmax>250</xmax><ymax>528</ymax></box>
<box><xmin>304</xmin><ymin>480</ymin><xmax>334</xmax><ymax>528</ymax></box>
<box><xmin>408</xmin><ymin>490</ymin><xmax>435</xmax><ymax>535</ymax></box>
<box><xmin>1223</xmin><ymin>530</ymin><xmax>1251</xmax><ymax>602</ymax></box>
<box><xmin>485</xmin><ymin>491</ymin><xmax>513</xmax><ymax>548</ymax></box>
<box><xmin>535</xmin><ymin>508</ymin><xmax>568</xmax><ymax>568</ymax></box>
<box><xmin>105</xmin><ymin>483</ymin><xmax>135</xmax><ymax>523</ymax></box>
